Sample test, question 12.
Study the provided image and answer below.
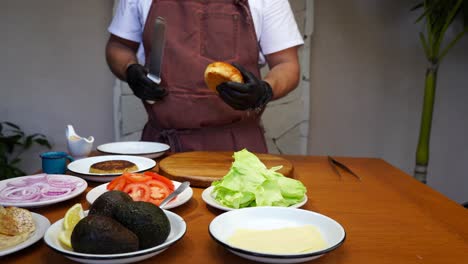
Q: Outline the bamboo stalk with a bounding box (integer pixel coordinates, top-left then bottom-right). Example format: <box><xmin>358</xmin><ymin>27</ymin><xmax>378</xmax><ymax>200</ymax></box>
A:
<box><xmin>414</xmin><ymin>66</ymin><xmax>438</xmax><ymax>183</ymax></box>
<box><xmin>412</xmin><ymin>0</ymin><xmax>466</xmax><ymax>184</ymax></box>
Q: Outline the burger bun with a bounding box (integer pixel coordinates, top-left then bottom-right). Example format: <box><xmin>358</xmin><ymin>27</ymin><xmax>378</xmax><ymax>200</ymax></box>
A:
<box><xmin>204</xmin><ymin>62</ymin><xmax>244</xmax><ymax>92</ymax></box>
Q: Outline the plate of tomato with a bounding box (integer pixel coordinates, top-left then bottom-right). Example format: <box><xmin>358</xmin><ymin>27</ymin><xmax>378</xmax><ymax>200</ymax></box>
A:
<box><xmin>86</xmin><ymin>172</ymin><xmax>193</xmax><ymax>210</ymax></box>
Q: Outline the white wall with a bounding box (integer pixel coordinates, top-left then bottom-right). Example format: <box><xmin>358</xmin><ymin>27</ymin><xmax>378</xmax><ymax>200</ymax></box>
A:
<box><xmin>308</xmin><ymin>0</ymin><xmax>468</xmax><ymax>204</ymax></box>
<box><xmin>0</xmin><ymin>0</ymin><xmax>115</xmax><ymax>173</ymax></box>
<box><xmin>1</xmin><ymin>0</ymin><xmax>466</xmax><ymax>204</ymax></box>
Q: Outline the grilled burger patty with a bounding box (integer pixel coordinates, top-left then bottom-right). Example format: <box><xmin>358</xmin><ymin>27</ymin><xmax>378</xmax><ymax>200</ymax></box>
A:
<box><xmin>89</xmin><ymin>160</ymin><xmax>138</xmax><ymax>174</ymax></box>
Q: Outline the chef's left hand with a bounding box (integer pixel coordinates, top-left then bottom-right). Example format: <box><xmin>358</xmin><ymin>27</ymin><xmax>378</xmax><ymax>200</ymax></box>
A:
<box><xmin>216</xmin><ymin>63</ymin><xmax>273</xmax><ymax>111</ymax></box>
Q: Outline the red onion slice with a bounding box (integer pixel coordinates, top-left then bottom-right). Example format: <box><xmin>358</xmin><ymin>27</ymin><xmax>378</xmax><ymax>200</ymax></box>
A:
<box><xmin>7</xmin><ymin>179</ymin><xmax>28</xmax><ymax>187</ymax></box>
<box><xmin>24</xmin><ymin>173</ymin><xmax>48</xmax><ymax>183</ymax></box>
<box><xmin>0</xmin><ymin>186</ymin><xmax>42</xmax><ymax>201</ymax></box>
<box><xmin>47</xmin><ymin>178</ymin><xmax>78</xmax><ymax>189</ymax></box>
<box><xmin>0</xmin><ymin>174</ymin><xmax>81</xmax><ymax>204</ymax></box>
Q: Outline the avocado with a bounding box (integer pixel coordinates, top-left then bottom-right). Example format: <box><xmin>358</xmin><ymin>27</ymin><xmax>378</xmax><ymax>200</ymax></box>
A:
<box><xmin>71</xmin><ymin>215</ymin><xmax>139</xmax><ymax>254</ymax></box>
<box><xmin>88</xmin><ymin>190</ymin><xmax>133</xmax><ymax>217</ymax></box>
<box><xmin>113</xmin><ymin>201</ymin><xmax>171</xmax><ymax>249</ymax></box>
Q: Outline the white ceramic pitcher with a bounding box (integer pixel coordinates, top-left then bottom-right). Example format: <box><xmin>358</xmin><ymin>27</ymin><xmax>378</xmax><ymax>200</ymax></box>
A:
<box><xmin>66</xmin><ymin>124</ymin><xmax>94</xmax><ymax>159</ymax></box>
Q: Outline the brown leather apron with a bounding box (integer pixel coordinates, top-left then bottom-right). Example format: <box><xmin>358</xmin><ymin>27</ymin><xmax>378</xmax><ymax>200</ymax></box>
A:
<box><xmin>141</xmin><ymin>0</ymin><xmax>267</xmax><ymax>153</ymax></box>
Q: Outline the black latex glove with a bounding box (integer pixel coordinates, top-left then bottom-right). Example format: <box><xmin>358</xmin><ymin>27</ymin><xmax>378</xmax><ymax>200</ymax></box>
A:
<box><xmin>125</xmin><ymin>64</ymin><xmax>167</xmax><ymax>101</ymax></box>
<box><xmin>216</xmin><ymin>63</ymin><xmax>273</xmax><ymax>111</ymax></box>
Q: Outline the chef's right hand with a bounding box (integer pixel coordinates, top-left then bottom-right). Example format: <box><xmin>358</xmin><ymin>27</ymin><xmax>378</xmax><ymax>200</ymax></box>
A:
<box><xmin>125</xmin><ymin>64</ymin><xmax>167</xmax><ymax>101</ymax></box>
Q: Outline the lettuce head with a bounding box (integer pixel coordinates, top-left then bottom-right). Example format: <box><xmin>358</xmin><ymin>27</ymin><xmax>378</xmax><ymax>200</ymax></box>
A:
<box><xmin>211</xmin><ymin>149</ymin><xmax>307</xmax><ymax>209</ymax></box>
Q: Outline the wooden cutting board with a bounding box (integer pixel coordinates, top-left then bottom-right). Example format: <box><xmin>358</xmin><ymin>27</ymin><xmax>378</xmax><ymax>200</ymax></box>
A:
<box><xmin>158</xmin><ymin>151</ymin><xmax>294</xmax><ymax>188</ymax></box>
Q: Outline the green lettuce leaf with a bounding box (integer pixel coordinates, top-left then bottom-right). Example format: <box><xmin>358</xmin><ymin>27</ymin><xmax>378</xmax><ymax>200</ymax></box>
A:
<box><xmin>211</xmin><ymin>149</ymin><xmax>307</xmax><ymax>209</ymax></box>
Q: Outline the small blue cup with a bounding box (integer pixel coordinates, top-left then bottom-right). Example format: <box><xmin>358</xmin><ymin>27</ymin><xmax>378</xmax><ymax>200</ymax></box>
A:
<box><xmin>40</xmin><ymin>151</ymin><xmax>74</xmax><ymax>174</ymax></box>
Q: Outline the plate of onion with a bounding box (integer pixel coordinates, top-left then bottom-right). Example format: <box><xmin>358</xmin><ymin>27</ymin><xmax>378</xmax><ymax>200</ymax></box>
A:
<box><xmin>0</xmin><ymin>174</ymin><xmax>87</xmax><ymax>208</ymax></box>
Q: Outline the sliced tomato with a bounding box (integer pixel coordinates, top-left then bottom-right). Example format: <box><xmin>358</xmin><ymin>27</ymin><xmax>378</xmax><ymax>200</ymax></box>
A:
<box><xmin>143</xmin><ymin>171</ymin><xmax>175</xmax><ymax>191</ymax></box>
<box><xmin>123</xmin><ymin>183</ymin><xmax>150</xmax><ymax>202</ymax></box>
<box><xmin>123</xmin><ymin>172</ymin><xmax>151</xmax><ymax>183</ymax></box>
<box><xmin>107</xmin><ymin>176</ymin><xmax>127</xmax><ymax>191</ymax></box>
<box><xmin>146</xmin><ymin>180</ymin><xmax>172</xmax><ymax>206</ymax></box>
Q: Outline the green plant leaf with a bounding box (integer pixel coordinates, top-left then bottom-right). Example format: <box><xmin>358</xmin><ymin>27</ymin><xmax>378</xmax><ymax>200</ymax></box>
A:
<box><xmin>24</xmin><ymin>135</ymin><xmax>34</xmax><ymax>149</ymax></box>
<box><xmin>415</xmin><ymin>8</ymin><xmax>431</xmax><ymax>23</ymax></box>
<box><xmin>419</xmin><ymin>32</ymin><xmax>431</xmax><ymax>59</ymax></box>
<box><xmin>34</xmin><ymin>134</ymin><xmax>49</xmax><ymax>141</ymax></box>
<box><xmin>1</xmin><ymin>122</ymin><xmax>23</xmax><ymax>136</ymax></box>
<box><xmin>34</xmin><ymin>138</ymin><xmax>52</xmax><ymax>149</ymax></box>
<box><xmin>434</xmin><ymin>0</ymin><xmax>464</xmax><ymax>57</ymax></box>
<box><xmin>5</xmin><ymin>165</ymin><xmax>26</xmax><ymax>178</ymax></box>
<box><xmin>3</xmin><ymin>122</ymin><xmax>20</xmax><ymax>130</ymax></box>
<box><xmin>1</xmin><ymin>135</ymin><xmax>22</xmax><ymax>153</ymax></box>
<box><xmin>0</xmin><ymin>121</ymin><xmax>52</xmax><ymax>179</ymax></box>
<box><xmin>463</xmin><ymin>0</ymin><xmax>468</xmax><ymax>26</ymax></box>
<box><xmin>413</xmin><ymin>1</ymin><xmax>441</xmax><ymax>23</ymax></box>
<box><xmin>0</xmin><ymin>143</ymin><xmax>6</xmax><ymax>156</ymax></box>
<box><xmin>25</xmin><ymin>133</ymin><xmax>48</xmax><ymax>149</ymax></box>
<box><xmin>15</xmin><ymin>168</ymin><xmax>26</xmax><ymax>177</ymax></box>
<box><xmin>16</xmin><ymin>130</ymin><xmax>25</xmax><ymax>137</ymax></box>
<box><xmin>10</xmin><ymin>158</ymin><xmax>21</xmax><ymax>165</ymax></box>
<box><xmin>438</xmin><ymin>26</ymin><xmax>468</xmax><ymax>61</ymax></box>
<box><xmin>411</xmin><ymin>2</ymin><xmax>424</xmax><ymax>12</ymax></box>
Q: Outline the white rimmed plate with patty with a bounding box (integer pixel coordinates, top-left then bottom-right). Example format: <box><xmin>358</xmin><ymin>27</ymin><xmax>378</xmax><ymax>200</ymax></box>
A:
<box><xmin>67</xmin><ymin>155</ymin><xmax>156</xmax><ymax>182</ymax></box>
<box><xmin>97</xmin><ymin>142</ymin><xmax>170</xmax><ymax>159</ymax></box>
<box><xmin>209</xmin><ymin>207</ymin><xmax>345</xmax><ymax>263</ymax></box>
<box><xmin>43</xmin><ymin>210</ymin><xmax>186</xmax><ymax>264</ymax></box>
<box><xmin>86</xmin><ymin>181</ymin><xmax>193</xmax><ymax>210</ymax></box>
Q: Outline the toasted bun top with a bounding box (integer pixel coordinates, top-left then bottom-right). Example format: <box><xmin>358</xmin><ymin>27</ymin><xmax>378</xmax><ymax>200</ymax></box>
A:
<box><xmin>204</xmin><ymin>62</ymin><xmax>244</xmax><ymax>92</ymax></box>
<box><xmin>0</xmin><ymin>206</ymin><xmax>35</xmax><ymax>236</ymax></box>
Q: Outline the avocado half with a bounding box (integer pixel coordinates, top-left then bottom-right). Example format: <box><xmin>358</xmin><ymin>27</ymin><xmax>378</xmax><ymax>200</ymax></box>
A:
<box><xmin>113</xmin><ymin>201</ymin><xmax>171</xmax><ymax>249</ymax></box>
<box><xmin>88</xmin><ymin>190</ymin><xmax>133</xmax><ymax>217</ymax></box>
<box><xmin>71</xmin><ymin>215</ymin><xmax>139</xmax><ymax>254</ymax></box>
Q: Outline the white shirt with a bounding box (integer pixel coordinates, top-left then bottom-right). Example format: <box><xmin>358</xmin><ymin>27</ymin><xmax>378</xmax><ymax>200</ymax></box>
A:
<box><xmin>109</xmin><ymin>0</ymin><xmax>304</xmax><ymax>65</ymax></box>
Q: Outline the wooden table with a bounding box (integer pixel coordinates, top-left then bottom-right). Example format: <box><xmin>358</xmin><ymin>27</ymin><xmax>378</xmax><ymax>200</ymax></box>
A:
<box><xmin>3</xmin><ymin>156</ymin><xmax>468</xmax><ymax>263</ymax></box>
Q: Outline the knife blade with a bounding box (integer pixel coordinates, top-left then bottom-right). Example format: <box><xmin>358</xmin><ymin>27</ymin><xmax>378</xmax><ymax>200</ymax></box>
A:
<box><xmin>146</xmin><ymin>16</ymin><xmax>166</xmax><ymax>104</ymax></box>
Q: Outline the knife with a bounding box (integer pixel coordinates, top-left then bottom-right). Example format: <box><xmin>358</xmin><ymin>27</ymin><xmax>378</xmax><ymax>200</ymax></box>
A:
<box><xmin>159</xmin><ymin>181</ymin><xmax>190</xmax><ymax>208</ymax></box>
<box><xmin>146</xmin><ymin>16</ymin><xmax>166</xmax><ymax>104</ymax></box>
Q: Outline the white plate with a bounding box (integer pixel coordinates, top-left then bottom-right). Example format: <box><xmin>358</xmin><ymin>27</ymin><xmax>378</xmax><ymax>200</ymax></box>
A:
<box><xmin>209</xmin><ymin>207</ymin><xmax>346</xmax><ymax>263</ymax></box>
<box><xmin>43</xmin><ymin>210</ymin><xmax>186</xmax><ymax>264</ymax></box>
<box><xmin>86</xmin><ymin>181</ymin><xmax>193</xmax><ymax>210</ymax></box>
<box><xmin>0</xmin><ymin>174</ymin><xmax>87</xmax><ymax>208</ymax></box>
<box><xmin>67</xmin><ymin>155</ymin><xmax>156</xmax><ymax>182</ymax></box>
<box><xmin>97</xmin><ymin>142</ymin><xmax>170</xmax><ymax>159</ymax></box>
<box><xmin>0</xmin><ymin>212</ymin><xmax>51</xmax><ymax>256</ymax></box>
<box><xmin>201</xmin><ymin>186</ymin><xmax>308</xmax><ymax>211</ymax></box>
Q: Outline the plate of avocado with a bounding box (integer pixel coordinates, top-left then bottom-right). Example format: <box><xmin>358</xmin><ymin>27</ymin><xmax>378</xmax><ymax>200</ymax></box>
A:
<box><xmin>43</xmin><ymin>199</ymin><xmax>186</xmax><ymax>264</ymax></box>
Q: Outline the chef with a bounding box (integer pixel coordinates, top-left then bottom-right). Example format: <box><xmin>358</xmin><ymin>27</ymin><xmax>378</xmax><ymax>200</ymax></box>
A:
<box><xmin>105</xmin><ymin>0</ymin><xmax>303</xmax><ymax>153</ymax></box>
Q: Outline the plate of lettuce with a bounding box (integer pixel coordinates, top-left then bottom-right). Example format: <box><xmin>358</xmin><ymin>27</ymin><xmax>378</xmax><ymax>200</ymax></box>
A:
<box><xmin>202</xmin><ymin>149</ymin><xmax>307</xmax><ymax>211</ymax></box>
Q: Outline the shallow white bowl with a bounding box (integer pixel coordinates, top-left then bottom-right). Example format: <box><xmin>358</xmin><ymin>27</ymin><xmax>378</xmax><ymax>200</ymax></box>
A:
<box><xmin>209</xmin><ymin>207</ymin><xmax>345</xmax><ymax>264</ymax></box>
<box><xmin>44</xmin><ymin>210</ymin><xmax>186</xmax><ymax>264</ymax></box>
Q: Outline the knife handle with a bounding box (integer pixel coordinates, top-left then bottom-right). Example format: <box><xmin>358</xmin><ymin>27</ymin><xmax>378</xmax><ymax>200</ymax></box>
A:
<box><xmin>146</xmin><ymin>73</ymin><xmax>162</xmax><ymax>104</ymax></box>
